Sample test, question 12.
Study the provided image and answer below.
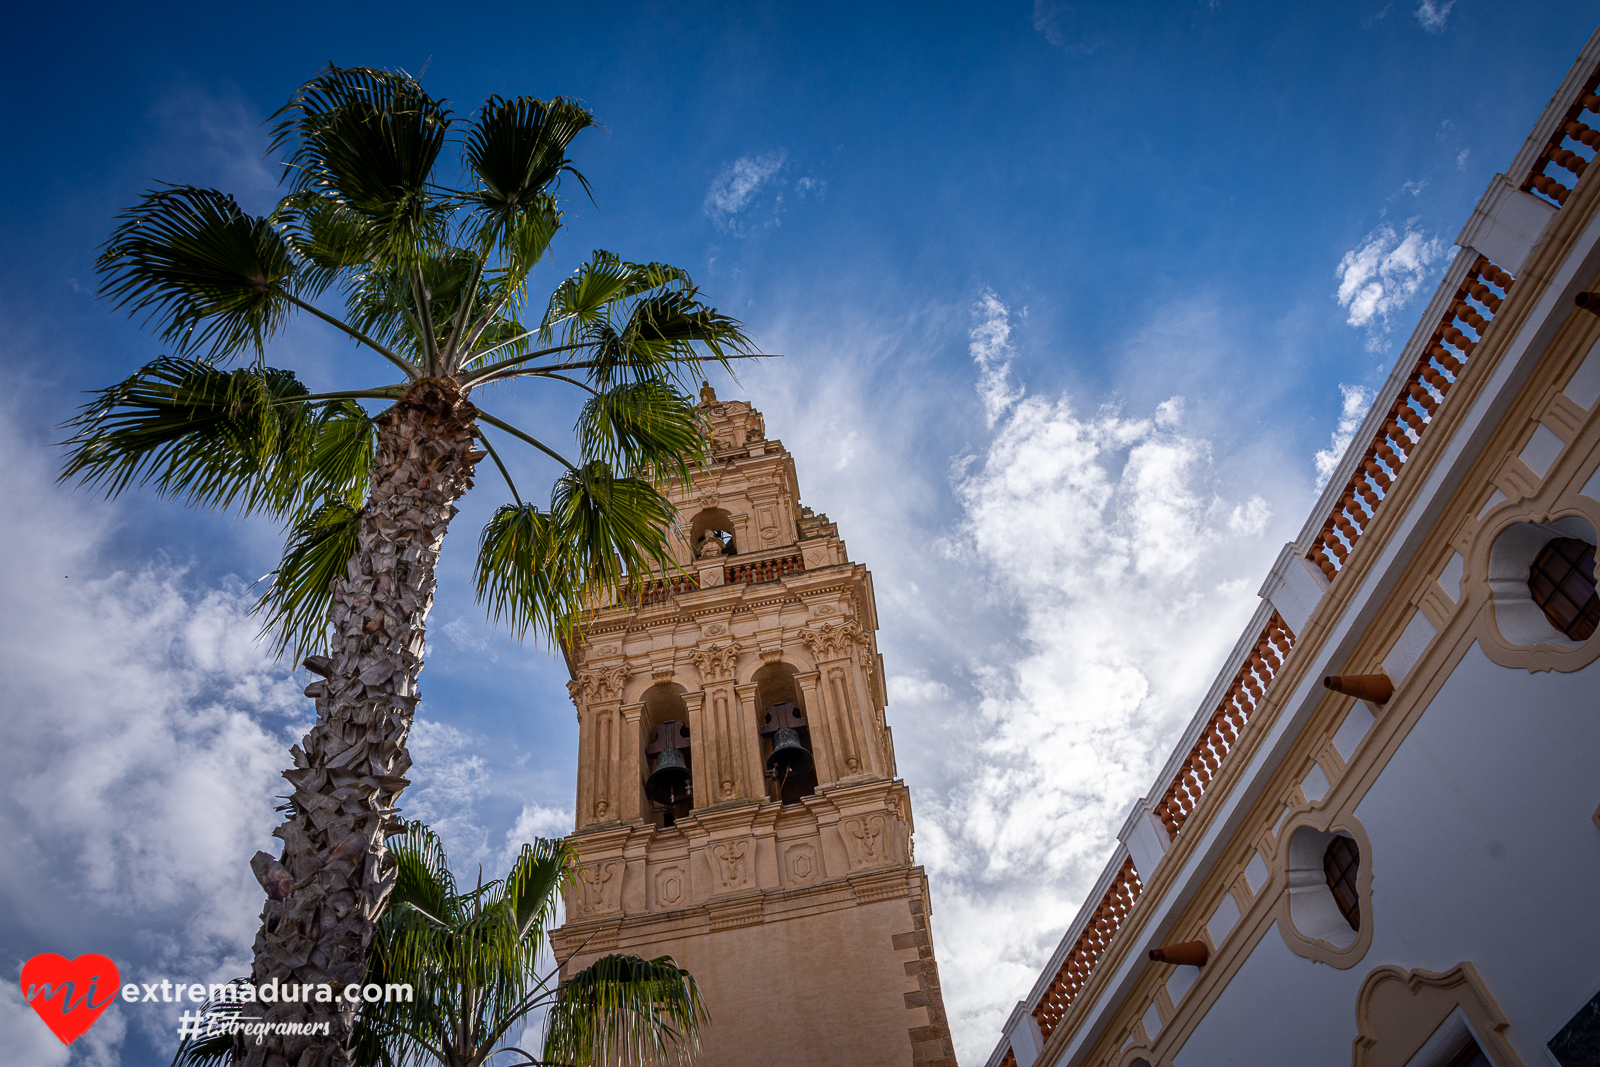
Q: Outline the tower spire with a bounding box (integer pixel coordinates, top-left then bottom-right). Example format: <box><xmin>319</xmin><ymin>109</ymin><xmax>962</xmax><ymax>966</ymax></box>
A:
<box><xmin>552</xmin><ymin>391</ymin><xmax>958</xmax><ymax>1066</ymax></box>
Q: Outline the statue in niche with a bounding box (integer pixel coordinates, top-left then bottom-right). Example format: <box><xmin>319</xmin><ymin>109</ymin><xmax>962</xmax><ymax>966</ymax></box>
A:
<box><xmin>698</xmin><ymin>529</ymin><xmax>730</xmax><ymax>558</ymax></box>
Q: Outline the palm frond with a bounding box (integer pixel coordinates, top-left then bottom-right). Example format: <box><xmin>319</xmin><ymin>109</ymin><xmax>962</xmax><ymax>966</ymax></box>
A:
<box><xmin>270</xmin><ymin>65</ymin><xmax>452</xmax><ymax>265</ymax></box>
<box><xmin>505</xmin><ymin>837</ymin><xmax>573</xmax><ymax>942</ymax></box>
<box><xmin>253</xmin><ymin>501</ymin><xmax>364</xmax><ymax>659</ymax></box>
<box><xmin>552</xmin><ymin>462</ymin><xmax>680</xmax><ymax>595</ymax></box>
<box><xmin>98</xmin><ymin>185</ymin><xmax>299</xmax><ymax>358</ymax></box>
<box><xmin>541</xmin><ymin>252</ymin><xmax>691</xmax><ymax>343</ymax></box>
<box><xmin>275</xmin><ymin>191</ymin><xmax>386</xmax><ymax>296</ymax></box>
<box><xmin>465</xmin><ymin>95</ymin><xmax>595</xmax><ymax>235</ymax></box>
<box><xmin>543</xmin><ymin>955</ymin><xmax>707</xmax><ymax>1067</ymax></box>
<box><xmin>60</xmin><ymin>357</ymin><xmax>320</xmax><ymax>516</ymax></box>
<box><xmin>474</xmin><ymin>502</ymin><xmax>577</xmax><ymax>642</ymax></box>
<box><xmin>575</xmin><ymin>381</ymin><xmax>705</xmax><ymax>484</ymax></box>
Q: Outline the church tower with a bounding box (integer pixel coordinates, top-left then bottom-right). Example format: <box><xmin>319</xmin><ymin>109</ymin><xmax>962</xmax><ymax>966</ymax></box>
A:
<box><xmin>550</xmin><ymin>387</ymin><xmax>958</xmax><ymax>1067</ymax></box>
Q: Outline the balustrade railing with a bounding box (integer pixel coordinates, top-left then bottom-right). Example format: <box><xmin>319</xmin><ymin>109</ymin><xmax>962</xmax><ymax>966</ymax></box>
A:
<box><xmin>1031</xmin><ymin>858</ymin><xmax>1144</xmax><ymax>1040</ymax></box>
<box><xmin>725</xmin><ymin>552</ymin><xmax>805</xmax><ymax>585</ymax></box>
<box><xmin>1152</xmin><ymin>612</ymin><xmax>1295</xmax><ymax>837</ymax></box>
<box><xmin>627</xmin><ymin>574</ymin><xmax>700</xmax><ymax>606</ymax></box>
<box><xmin>1523</xmin><ymin>61</ymin><xmax>1600</xmax><ymax>206</ymax></box>
<box><xmin>1308</xmin><ymin>255</ymin><xmax>1514</xmax><ymax>579</ymax></box>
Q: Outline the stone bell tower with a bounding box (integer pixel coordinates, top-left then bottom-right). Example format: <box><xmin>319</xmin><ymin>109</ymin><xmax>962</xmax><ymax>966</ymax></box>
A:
<box><xmin>549</xmin><ymin>387</ymin><xmax>958</xmax><ymax>1067</ymax></box>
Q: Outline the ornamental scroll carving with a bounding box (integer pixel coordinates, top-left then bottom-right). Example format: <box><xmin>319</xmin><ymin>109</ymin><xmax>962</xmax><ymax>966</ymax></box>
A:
<box><xmin>709</xmin><ymin>840</ymin><xmax>754</xmax><ymax>891</ymax></box>
<box><xmin>566</xmin><ymin>666</ymin><xmax>630</xmax><ymax>706</ymax></box>
<box><xmin>690</xmin><ymin>643</ymin><xmax>741</xmax><ymax>684</ymax></box>
<box><xmin>841</xmin><ymin>814</ymin><xmax>891</xmax><ymax>869</ymax></box>
<box><xmin>575</xmin><ymin>859</ymin><xmax>624</xmax><ymax>917</ymax></box>
<box><xmin>799</xmin><ymin>622</ymin><xmax>872</xmax><ymax>661</ymax></box>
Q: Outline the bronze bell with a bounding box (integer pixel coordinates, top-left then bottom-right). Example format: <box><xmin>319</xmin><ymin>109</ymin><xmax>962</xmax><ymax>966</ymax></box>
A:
<box><xmin>765</xmin><ymin>727</ymin><xmax>814</xmax><ymax>781</ymax></box>
<box><xmin>645</xmin><ymin>745</ymin><xmax>692</xmax><ymax>807</ymax></box>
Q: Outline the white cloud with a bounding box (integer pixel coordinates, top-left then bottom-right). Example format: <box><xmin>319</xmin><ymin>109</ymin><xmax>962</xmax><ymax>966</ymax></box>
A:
<box><xmin>915</xmin><ymin>295</ymin><xmax>1283</xmax><ymax>1050</ymax></box>
<box><xmin>1457</xmin><ymin>147</ymin><xmax>1471</xmax><ymax>171</ymax></box>
<box><xmin>1313</xmin><ymin>384</ymin><xmax>1375</xmax><ymax>490</ymax></box>
<box><xmin>704</xmin><ymin>151</ymin><xmax>788</xmax><ymax>234</ymax></box>
<box><xmin>0</xmin><ymin>406</ymin><xmax>311</xmax><ymax>1058</ymax></box>
<box><xmin>1400</xmin><ymin>178</ymin><xmax>1429</xmax><ymax>197</ymax></box>
<box><xmin>889</xmin><ymin>676</ymin><xmax>953</xmax><ymax>705</ymax></box>
<box><xmin>970</xmin><ymin>290</ymin><xmax>1024</xmax><ymax>426</ymax></box>
<box><xmin>1336</xmin><ymin>222</ymin><xmax>1445</xmax><ymax>348</ymax></box>
<box><xmin>1415</xmin><ymin>0</ymin><xmax>1455</xmax><ymax>33</ymax></box>
<box><xmin>794</xmin><ymin>176</ymin><xmax>826</xmax><ymax>199</ymax></box>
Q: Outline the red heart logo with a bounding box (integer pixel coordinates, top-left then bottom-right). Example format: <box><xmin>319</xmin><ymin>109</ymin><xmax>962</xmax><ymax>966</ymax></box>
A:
<box><xmin>19</xmin><ymin>953</ymin><xmax>121</xmax><ymax>1045</ymax></box>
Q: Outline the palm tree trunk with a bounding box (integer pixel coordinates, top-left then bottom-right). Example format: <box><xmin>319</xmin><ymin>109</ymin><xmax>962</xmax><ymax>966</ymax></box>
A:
<box><xmin>241</xmin><ymin>379</ymin><xmax>481</xmax><ymax>1067</ymax></box>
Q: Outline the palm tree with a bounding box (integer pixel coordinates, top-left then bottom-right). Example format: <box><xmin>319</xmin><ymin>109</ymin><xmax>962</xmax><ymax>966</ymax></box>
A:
<box><xmin>64</xmin><ymin>66</ymin><xmax>754</xmax><ymax>1067</ymax></box>
<box><xmin>173</xmin><ymin>822</ymin><xmax>706</xmax><ymax>1067</ymax></box>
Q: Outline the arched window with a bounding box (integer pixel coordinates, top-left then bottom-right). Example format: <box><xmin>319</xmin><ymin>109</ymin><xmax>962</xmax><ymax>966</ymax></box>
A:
<box><xmin>1323</xmin><ymin>835</ymin><xmax>1361</xmax><ymax>931</ymax></box>
<box><xmin>641</xmin><ymin>683</ymin><xmax>693</xmax><ymax>828</ymax></box>
<box><xmin>688</xmin><ymin>508</ymin><xmax>737</xmax><ymax>561</ymax></box>
<box><xmin>753</xmin><ymin>662</ymin><xmax>818</xmax><ymax>804</ymax></box>
<box><xmin>1528</xmin><ymin>537</ymin><xmax>1600</xmax><ymax>640</ymax></box>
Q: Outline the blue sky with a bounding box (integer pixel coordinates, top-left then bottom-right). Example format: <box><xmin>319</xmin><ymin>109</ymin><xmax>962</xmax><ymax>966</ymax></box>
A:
<box><xmin>2</xmin><ymin>2</ymin><xmax>1595</xmax><ymax>1062</ymax></box>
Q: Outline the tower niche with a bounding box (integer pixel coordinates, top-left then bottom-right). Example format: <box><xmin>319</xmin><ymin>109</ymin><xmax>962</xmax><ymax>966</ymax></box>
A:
<box><xmin>551</xmin><ymin>387</ymin><xmax>958</xmax><ymax>1067</ymax></box>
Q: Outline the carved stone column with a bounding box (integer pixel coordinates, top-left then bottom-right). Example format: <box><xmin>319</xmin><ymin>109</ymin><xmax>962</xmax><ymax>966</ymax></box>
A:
<box><xmin>618</xmin><ymin>702</ymin><xmax>645</xmax><ymax>824</ymax></box>
<box><xmin>734</xmin><ymin>682</ymin><xmax>767</xmax><ymax>797</ymax></box>
<box><xmin>682</xmin><ymin>691</ymin><xmax>710</xmax><ymax>812</ymax></box>
<box><xmin>690</xmin><ymin>643</ymin><xmax>744</xmax><ymax>803</ymax></box>
<box><xmin>569</xmin><ymin>666</ymin><xmax>629</xmax><ymax>828</ymax></box>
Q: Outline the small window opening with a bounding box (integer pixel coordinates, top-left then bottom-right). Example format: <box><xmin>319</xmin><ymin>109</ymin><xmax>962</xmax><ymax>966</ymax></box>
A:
<box><xmin>1323</xmin><ymin>835</ymin><xmax>1361</xmax><ymax>931</ymax></box>
<box><xmin>1528</xmin><ymin>537</ymin><xmax>1600</xmax><ymax>640</ymax></box>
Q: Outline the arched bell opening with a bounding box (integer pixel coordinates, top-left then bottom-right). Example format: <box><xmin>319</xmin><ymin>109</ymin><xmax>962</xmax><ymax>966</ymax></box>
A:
<box><xmin>753</xmin><ymin>662</ymin><xmax>818</xmax><ymax>804</ymax></box>
<box><xmin>642</xmin><ymin>683</ymin><xmax>692</xmax><ymax>828</ymax></box>
<box><xmin>688</xmin><ymin>507</ymin><xmax>737</xmax><ymax>562</ymax></box>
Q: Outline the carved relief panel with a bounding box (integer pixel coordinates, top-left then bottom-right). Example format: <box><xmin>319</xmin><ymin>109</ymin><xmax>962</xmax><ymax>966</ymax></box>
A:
<box><xmin>708</xmin><ymin>839</ymin><xmax>756</xmax><ymax>894</ymax></box>
<box><xmin>574</xmin><ymin>858</ymin><xmax>625</xmax><ymax>918</ymax></box>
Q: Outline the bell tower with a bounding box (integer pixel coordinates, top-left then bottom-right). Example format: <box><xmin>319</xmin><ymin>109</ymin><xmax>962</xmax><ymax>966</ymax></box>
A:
<box><xmin>550</xmin><ymin>387</ymin><xmax>958</xmax><ymax>1067</ymax></box>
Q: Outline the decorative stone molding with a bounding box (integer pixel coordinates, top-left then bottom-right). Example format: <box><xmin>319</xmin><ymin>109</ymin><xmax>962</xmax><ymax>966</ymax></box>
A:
<box><xmin>709</xmin><ymin>839</ymin><xmax>755</xmax><ymax>892</ymax></box>
<box><xmin>841</xmin><ymin>813</ymin><xmax>892</xmax><ymax>869</ymax></box>
<box><xmin>1353</xmin><ymin>962</ymin><xmax>1523</xmax><ymax>1067</ymax></box>
<box><xmin>574</xmin><ymin>858</ymin><xmax>624</xmax><ymax>918</ymax></box>
<box><xmin>690</xmin><ymin>642</ymin><xmax>742</xmax><ymax>684</ymax></box>
<box><xmin>784</xmin><ymin>842</ymin><xmax>819</xmax><ymax>887</ymax></box>
<box><xmin>1272</xmin><ymin>810</ymin><xmax>1374</xmax><ymax>969</ymax></box>
<box><xmin>800</xmin><ymin>621</ymin><xmax>872</xmax><ymax>660</ymax></box>
<box><xmin>567</xmin><ymin>665</ymin><xmax>630</xmax><ymax>704</ymax></box>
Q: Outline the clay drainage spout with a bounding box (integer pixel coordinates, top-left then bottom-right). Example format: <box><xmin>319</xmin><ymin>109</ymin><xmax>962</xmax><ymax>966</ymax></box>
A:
<box><xmin>1575</xmin><ymin>292</ymin><xmax>1600</xmax><ymax>316</ymax></box>
<box><xmin>1322</xmin><ymin>673</ymin><xmax>1394</xmax><ymax>704</ymax></box>
<box><xmin>1149</xmin><ymin>941</ymin><xmax>1209</xmax><ymax>967</ymax></box>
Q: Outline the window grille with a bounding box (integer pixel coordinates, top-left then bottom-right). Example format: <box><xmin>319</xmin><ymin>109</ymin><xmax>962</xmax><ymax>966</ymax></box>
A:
<box><xmin>1322</xmin><ymin>836</ymin><xmax>1360</xmax><ymax>931</ymax></box>
<box><xmin>1528</xmin><ymin>537</ymin><xmax>1600</xmax><ymax>641</ymax></box>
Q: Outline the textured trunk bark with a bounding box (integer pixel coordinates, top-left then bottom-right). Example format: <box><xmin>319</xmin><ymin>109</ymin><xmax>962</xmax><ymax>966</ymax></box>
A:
<box><xmin>241</xmin><ymin>380</ymin><xmax>480</xmax><ymax>1067</ymax></box>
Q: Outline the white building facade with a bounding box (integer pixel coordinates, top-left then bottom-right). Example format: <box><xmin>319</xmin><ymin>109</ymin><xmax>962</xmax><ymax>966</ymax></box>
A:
<box><xmin>987</xmin><ymin>26</ymin><xmax>1600</xmax><ymax>1067</ymax></box>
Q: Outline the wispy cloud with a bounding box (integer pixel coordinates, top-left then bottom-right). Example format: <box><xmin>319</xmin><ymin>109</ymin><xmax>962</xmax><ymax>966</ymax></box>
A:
<box><xmin>704</xmin><ymin>150</ymin><xmax>788</xmax><ymax>234</ymax></box>
<box><xmin>1457</xmin><ymin>147</ymin><xmax>1471</xmax><ymax>171</ymax></box>
<box><xmin>970</xmin><ymin>290</ymin><xmax>1024</xmax><ymax>426</ymax></box>
<box><xmin>1415</xmin><ymin>0</ymin><xmax>1455</xmax><ymax>33</ymax></box>
<box><xmin>1313</xmin><ymin>383</ymin><xmax>1375</xmax><ymax>490</ymax></box>
<box><xmin>1031</xmin><ymin>1</ymin><xmax>1111</xmax><ymax>55</ymax></box>
<box><xmin>1336</xmin><ymin>222</ymin><xmax>1445</xmax><ymax>349</ymax></box>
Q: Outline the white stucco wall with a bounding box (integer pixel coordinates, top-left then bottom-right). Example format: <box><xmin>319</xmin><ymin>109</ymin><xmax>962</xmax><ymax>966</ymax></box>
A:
<box><xmin>1174</xmin><ymin>642</ymin><xmax>1600</xmax><ymax>1066</ymax></box>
